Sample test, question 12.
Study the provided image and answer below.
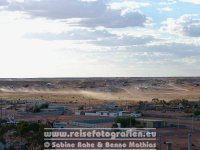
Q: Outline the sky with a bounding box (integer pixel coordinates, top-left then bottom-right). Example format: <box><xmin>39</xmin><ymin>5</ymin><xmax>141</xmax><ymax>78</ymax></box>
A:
<box><xmin>0</xmin><ymin>0</ymin><xmax>200</xmax><ymax>77</ymax></box>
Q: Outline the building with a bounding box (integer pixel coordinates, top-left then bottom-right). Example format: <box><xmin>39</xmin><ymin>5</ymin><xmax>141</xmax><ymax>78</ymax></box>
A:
<box><xmin>118</xmin><ymin>111</ymin><xmax>142</xmax><ymax>117</ymax></box>
<box><xmin>48</xmin><ymin>105</ymin><xmax>65</xmax><ymax>112</ymax></box>
<box><xmin>75</xmin><ymin>110</ymin><xmax>141</xmax><ymax>118</ymax></box>
<box><xmin>136</xmin><ymin>119</ymin><xmax>167</xmax><ymax>128</ymax></box>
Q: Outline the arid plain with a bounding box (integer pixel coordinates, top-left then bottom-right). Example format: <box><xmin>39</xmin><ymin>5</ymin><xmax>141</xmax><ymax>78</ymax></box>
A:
<box><xmin>0</xmin><ymin>77</ymin><xmax>200</xmax><ymax>103</ymax></box>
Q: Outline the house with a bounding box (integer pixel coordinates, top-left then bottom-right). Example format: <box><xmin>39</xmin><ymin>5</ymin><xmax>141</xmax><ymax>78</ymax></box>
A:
<box><xmin>75</xmin><ymin>110</ymin><xmax>116</xmax><ymax>117</ymax></box>
<box><xmin>97</xmin><ymin>111</ymin><xmax>119</xmax><ymax>117</ymax></box>
<box><xmin>118</xmin><ymin>111</ymin><xmax>142</xmax><ymax>117</ymax></box>
<box><xmin>85</xmin><ymin>111</ymin><xmax>100</xmax><ymax>116</ymax></box>
<box><xmin>177</xmin><ymin>103</ymin><xmax>184</xmax><ymax>109</ymax></box>
<box><xmin>49</xmin><ymin>103</ymin><xmax>72</xmax><ymax>113</ymax></box>
<box><xmin>75</xmin><ymin>110</ymin><xmax>141</xmax><ymax>118</ymax></box>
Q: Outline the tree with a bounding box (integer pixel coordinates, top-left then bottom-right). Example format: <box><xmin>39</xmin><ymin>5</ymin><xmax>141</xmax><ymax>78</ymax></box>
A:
<box><xmin>113</xmin><ymin>117</ymin><xmax>140</xmax><ymax>128</ymax></box>
<box><xmin>193</xmin><ymin>109</ymin><xmax>200</xmax><ymax>116</ymax></box>
<box><xmin>78</xmin><ymin>105</ymin><xmax>84</xmax><ymax>110</ymax></box>
<box><xmin>16</xmin><ymin>121</ymin><xmax>50</xmax><ymax>149</ymax></box>
<box><xmin>152</xmin><ymin>98</ymin><xmax>160</xmax><ymax>104</ymax></box>
<box><xmin>0</xmin><ymin>124</ymin><xmax>16</xmax><ymax>143</ymax></box>
<box><xmin>181</xmin><ymin>99</ymin><xmax>189</xmax><ymax>107</ymax></box>
<box><xmin>160</xmin><ymin>100</ymin><xmax>167</xmax><ymax>107</ymax></box>
<box><xmin>40</xmin><ymin>103</ymin><xmax>49</xmax><ymax>109</ymax></box>
<box><xmin>138</xmin><ymin>101</ymin><xmax>145</xmax><ymax>109</ymax></box>
<box><xmin>32</xmin><ymin>106</ymin><xmax>41</xmax><ymax>113</ymax></box>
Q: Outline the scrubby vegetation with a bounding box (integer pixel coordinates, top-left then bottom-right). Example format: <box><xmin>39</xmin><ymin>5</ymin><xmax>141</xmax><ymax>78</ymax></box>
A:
<box><xmin>78</xmin><ymin>105</ymin><xmax>84</xmax><ymax>110</ymax></box>
<box><xmin>32</xmin><ymin>103</ymin><xmax>49</xmax><ymax>113</ymax></box>
<box><xmin>0</xmin><ymin>121</ymin><xmax>50</xmax><ymax>150</ymax></box>
<box><xmin>193</xmin><ymin>109</ymin><xmax>200</xmax><ymax>116</ymax></box>
<box><xmin>113</xmin><ymin>117</ymin><xmax>143</xmax><ymax>128</ymax></box>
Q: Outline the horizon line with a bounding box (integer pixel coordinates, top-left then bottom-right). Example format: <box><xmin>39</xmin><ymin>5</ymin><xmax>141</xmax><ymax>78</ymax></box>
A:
<box><xmin>0</xmin><ymin>76</ymin><xmax>200</xmax><ymax>79</ymax></box>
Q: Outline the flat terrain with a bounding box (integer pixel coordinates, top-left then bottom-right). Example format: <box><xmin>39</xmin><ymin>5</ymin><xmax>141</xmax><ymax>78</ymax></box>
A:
<box><xmin>0</xmin><ymin>77</ymin><xmax>200</xmax><ymax>102</ymax></box>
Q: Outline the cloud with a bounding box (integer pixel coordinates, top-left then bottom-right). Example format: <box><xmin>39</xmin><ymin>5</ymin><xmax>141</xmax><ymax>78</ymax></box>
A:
<box><xmin>161</xmin><ymin>14</ymin><xmax>200</xmax><ymax>37</ymax></box>
<box><xmin>179</xmin><ymin>0</ymin><xmax>200</xmax><ymax>4</ymax></box>
<box><xmin>25</xmin><ymin>27</ymin><xmax>155</xmax><ymax>46</ymax></box>
<box><xmin>145</xmin><ymin>43</ymin><xmax>200</xmax><ymax>58</ymax></box>
<box><xmin>25</xmin><ymin>29</ymin><xmax>114</xmax><ymax>41</ymax></box>
<box><xmin>73</xmin><ymin>9</ymin><xmax>149</xmax><ymax>28</ymax></box>
<box><xmin>7</xmin><ymin>0</ymin><xmax>106</xmax><ymax>19</ymax></box>
<box><xmin>5</xmin><ymin>0</ymin><xmax>149</xmax><ymax>28</ymax></box>
<box><xmin>91</xmin><ymin>35</ymin><xmax>155</xmax><ymax>46</ymax></box>
<box><xmin>158</xmin><ymin>7</ymin><xmax>173</xmax><ymax>12</ymax></box>
<box><xmin>0</xmin><ymin>0</ymin><xmax>8</xmax><ymax>5</ymax></box>
<box><xmin>159</xmin><ymin>0</ymin><xmax>177</xmax><ymax>5</ymax></box>
<box><xmin>109</xmin><ymin>1</ymin><xmax>150</xmax><ymax>10</ymax></box>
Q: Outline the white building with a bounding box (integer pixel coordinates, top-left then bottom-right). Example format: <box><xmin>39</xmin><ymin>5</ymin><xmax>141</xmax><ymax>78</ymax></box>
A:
<box><xmin>75</xmin><ymin>111</ymin><xmax>141</xmax><ymax>118</ymax></box>
<box><xmin>118</xmin><ymin>111</ymin><xmax>142</xmax><ymax>117</ymax></box>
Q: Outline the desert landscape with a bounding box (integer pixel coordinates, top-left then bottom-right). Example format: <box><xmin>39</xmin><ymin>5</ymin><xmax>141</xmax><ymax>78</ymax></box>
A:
<box><xmin>0</xmin><ymin>77</ymin><xmax>200</xmax><ymax>103</ymax></box>
<box><xmin>1</xmin><ymin>77</ymin><xmax>200</xmax><ymax>150</ymax></box>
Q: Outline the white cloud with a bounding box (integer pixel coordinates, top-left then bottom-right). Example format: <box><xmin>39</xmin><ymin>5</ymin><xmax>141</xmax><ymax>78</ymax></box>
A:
<box><xmin>5</xmin><ymin>0</ymin><xmax>149</xmax><ymax>28</ymax></box>
<box><xmin>161</xmin><ymin>14</ymin><xmax>200</xmax><ymax>37</ymax></box>
<box><xmin>179</xmin><ymin>0</ymin><xmax>200</xmax><ymax>4</ymax></box>
<box><xmin>91</xmin><ymin>35</ymin><xmax>155</xmax><ymax>46</ymax></box>
<box><xmin>25</xmin><ymin>29</ymin><xmax>114</xmax><ymax>41</ymax></box>
<box><xmin>0</xmin><ymin>0</ymin><xmax>8</xmax><ymax>5</ymax></box>
<box><xmin>110</xmin><ymin>1</ymin><xmax>150</xmax><ymax>10</ymax></box>
<box><xmin>159</xmin><ymin>0</ymin><xmax>177</xmax><ymax>5</ymax></box>
<box><xmin>158</xmin><ymin>7</ymin><xmax>173</xmax><ymax>12</ymax></box>
<box><xmin>7</xmin><ymin>0</ymin><xmax>106</xmax><ymax>19</ymax></box>
<box><xmin>72</xmin><ymin>9</ymin><xmax>149</xmax><ymax>28</ymax></box>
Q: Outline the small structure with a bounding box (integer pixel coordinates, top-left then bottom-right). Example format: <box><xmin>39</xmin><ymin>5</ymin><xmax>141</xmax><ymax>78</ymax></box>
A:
<box><xmin>75</xmin><ymin>110</ymin><xmax>141</xmax><ymax>118</ymax></box>
<box><xmin>118</xmin><ymin>111</ymin><xmax>142</xmax><ymax>117</ymax></box>
<box><xmin>136</xmin><ymin>119</ymin><xmax>167</xmax><ymax>128</ymax></box>
<box><xmin>48</xmin><ymin>105</ymin><xmax>65</xmax><ymax>113</ymax></box>
<box><xmin>177</xmin><ymin>103</ymin><xmax>184</xmax><ymax>109</ymax></box>
<box><xmin>40</xmin><ymin>103</ymin><xmax>71</xmax><ymax>114</ymax></box>
<box><xmin>15</xmin><ymin>107</ymin><xmax>26</xmax><ymax>112</ymax></box>
<box><xmin>7</xmin><ymin>114</ymin><xmax>16</xmax><ymax>124</ymax></box>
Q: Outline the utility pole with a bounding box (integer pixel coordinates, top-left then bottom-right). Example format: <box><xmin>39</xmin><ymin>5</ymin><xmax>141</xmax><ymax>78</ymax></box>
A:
<box><xmin>191</xmin><ymin>117</ymin><xmax>194</xmax><ymax>131</ymax></box>
<box><xmin>0</xmin><ymin>98</ymin><xmax>2</xmax><ymax>120</ymax></box>
<box><xmin>166</xmin><ymin>142</ymin><xmax>172</xmax><ymax>150</ymax></box>
<box><xmin>159</xmin><ymin>135</ymin><xmax>162</xmax><ymax>150</ymax></box>
<box><xmin>188</xmin><ymin>133</ymin><xmax>192</xmax><ymax>150</ymax></box>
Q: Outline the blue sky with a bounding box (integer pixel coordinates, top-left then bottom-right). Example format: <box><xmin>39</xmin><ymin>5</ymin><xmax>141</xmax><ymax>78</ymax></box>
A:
<box><xmin>0</xmin><ymin>0</ymin><xmax>200</xmax><ymax>77</ymax></box>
